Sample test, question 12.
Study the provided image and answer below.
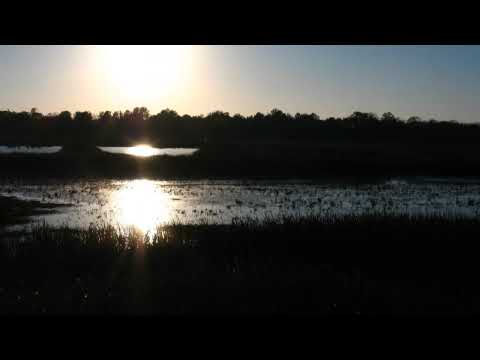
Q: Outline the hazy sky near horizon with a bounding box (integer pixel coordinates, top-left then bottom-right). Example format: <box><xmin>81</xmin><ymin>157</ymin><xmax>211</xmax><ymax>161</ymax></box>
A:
<box><xmin>1</xmin><ymin>45</ymin><xmax>480</xmax><ymax>122</ymax></box>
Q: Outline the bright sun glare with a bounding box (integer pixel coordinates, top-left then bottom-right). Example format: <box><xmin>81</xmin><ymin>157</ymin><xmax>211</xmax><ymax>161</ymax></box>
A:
<box><xmin>126</xmin><ymin>144</ymin><xmax>158</xmax><ymax>157</ymax></box>
<box><xmin>98</xmin><ymin>45</ymin><xmax>192</xmax><ymax>103</ymax></box>
<box><xmin>114</xmin><ymin>179</ymin><xmax>171</xmax><ymax>234</ymax></box>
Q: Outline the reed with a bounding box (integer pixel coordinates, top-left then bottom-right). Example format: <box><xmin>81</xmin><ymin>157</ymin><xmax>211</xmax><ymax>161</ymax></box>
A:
<box><xmin>1</xmin><ymin>214</ymin><xmax>479</xmax><ymax>316</ymax></box>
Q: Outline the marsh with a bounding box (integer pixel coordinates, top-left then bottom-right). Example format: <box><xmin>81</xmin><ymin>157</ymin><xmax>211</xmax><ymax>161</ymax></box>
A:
<box><xmin>2</xmin><ymin>177</ymin><xmax>480</xmax><ymax>237</ymax></box>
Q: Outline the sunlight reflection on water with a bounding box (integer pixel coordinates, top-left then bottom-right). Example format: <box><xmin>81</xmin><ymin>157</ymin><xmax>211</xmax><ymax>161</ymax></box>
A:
<box><xmin>111</xmin><ymin>179</ymin><xmax>174</xmax><ymax>234</ymax></box>
<box><xmin>98</xmin><ymin>146</ymin><xmax>198</xmax><ymax>157</ymax></box>
<box><xmin>3</xmin><ymin>177</ymin><xmax>480</xmax><ymax>238</ymax></box>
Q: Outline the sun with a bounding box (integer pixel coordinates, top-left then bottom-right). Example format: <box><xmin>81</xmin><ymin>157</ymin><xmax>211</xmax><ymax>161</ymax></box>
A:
<box><xmin>97</xmin><ymin>45</ymin><xmax>192</xmax><ymax>103</ymax></box>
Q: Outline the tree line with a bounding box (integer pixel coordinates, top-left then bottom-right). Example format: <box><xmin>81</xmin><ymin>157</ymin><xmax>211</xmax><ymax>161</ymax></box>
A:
<box><xmin>0</xmin><ymin>107</ymin><xmax>478</xmax><ymax>146</ymax></box>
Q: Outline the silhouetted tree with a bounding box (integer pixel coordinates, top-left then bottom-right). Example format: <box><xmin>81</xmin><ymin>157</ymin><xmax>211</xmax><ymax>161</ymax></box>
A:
<box><xmin>30</xmin><ymin>108</ymin><xmax>43</xmax><ymax>120</ymax></box>
<box><xmin>59</xmin><ymin>111</ymin><xmax>72</xmax><ymax>122</ymax></box>
<box><xmin>73</xmin><ymin>111</ymin><xmax>93</xmax><ymax>123</ymax></box>
<box><xmin>381</xmin><ymin>112</ymin><xmax>398</xmax><ymax>124</ymax></box>
<box><xmin>132</xmin><ymin>107</ymin><xmax>150</xmax><ymax>122</ymax></box>
<box><xmin>407</xmin><ymin>116</ymin><xmax>421</xmax><ymax>124</ymax></box>
<box><xmin>0</xmin><ymin>106</ymin><xmax>479</xmax><ymax>147</ymax></box>
<box><xmin>269</xmin><ymin>109</ymin><xmax>289</xmax><ymax>121</ymax></box>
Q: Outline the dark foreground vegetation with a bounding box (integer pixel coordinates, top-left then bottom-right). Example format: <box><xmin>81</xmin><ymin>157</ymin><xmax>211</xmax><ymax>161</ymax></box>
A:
<box><xmin>1</xmin><ymin>214</ymin><xmax>480</xmax><ymax>316</ymax></box>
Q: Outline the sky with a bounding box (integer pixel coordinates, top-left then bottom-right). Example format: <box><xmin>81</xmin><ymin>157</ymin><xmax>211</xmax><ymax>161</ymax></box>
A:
<box><xmin>1</xmin><ymin>45</ymin><xmax>480</xmax><ymax>122</ymax></box>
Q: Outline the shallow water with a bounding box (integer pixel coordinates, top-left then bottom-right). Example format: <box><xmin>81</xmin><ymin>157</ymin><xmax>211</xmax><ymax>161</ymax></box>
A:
<box><xmin>0</xmin><ymin>146</ymin><xmax>62</xmax><ymax>154</ymax></box>
<box><xmin>0</xmin><ymin>146</ymin><xmax>198</xmax><ymax>157</ymax></box>
<box><xmin>2</xmin><ymin>177</ymin><xmax>480</xmax><ymax>235</ymax></box>
<box><xmin>98</xmin><ymin>147</ymin><xmax>198</xmax><ymax>157</ymax></box>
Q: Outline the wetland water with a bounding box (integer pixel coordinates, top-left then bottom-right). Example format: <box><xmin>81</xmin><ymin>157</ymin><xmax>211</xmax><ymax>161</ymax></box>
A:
<box><xmin>0</xmin><ymin>146</ymin><xmax>62</xmax><ymax>154</ymax></box>
<box><xmin>2</xmin><ymin>177</ymin><xmax>480</xmax><ymax>235</ymax></box>
<box><xmin>0</xmin><ymin>146</ymin><xmax>198</xmax><ymax>157</ymax></box>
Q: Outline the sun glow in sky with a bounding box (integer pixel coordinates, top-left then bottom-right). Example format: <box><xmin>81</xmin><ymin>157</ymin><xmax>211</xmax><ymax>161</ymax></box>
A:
<box><xmin>2</xmin><ymin>45</ymin><xmax>480</xmax><ymax>122</ymax></box>
<box><xmin>96</xmin><ymin>45</ymin><xmax>193</xmax><ymax>104</ymax></box>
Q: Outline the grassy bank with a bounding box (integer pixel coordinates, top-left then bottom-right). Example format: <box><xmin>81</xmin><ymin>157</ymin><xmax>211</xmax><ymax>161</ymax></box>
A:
<box><xmin>1</xmin><ymin>214</ymin><xmax>480</xmax><ymax>316</ymax></box>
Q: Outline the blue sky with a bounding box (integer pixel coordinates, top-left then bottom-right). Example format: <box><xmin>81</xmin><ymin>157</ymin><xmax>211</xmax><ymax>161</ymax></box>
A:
<box><xmin>1</xmin><ymin>45</ymin><xmax>480</xmax><ymax>122</ymax></box>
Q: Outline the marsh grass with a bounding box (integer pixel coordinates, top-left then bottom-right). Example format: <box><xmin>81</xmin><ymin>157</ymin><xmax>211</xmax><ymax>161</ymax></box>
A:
<box><xmin>1</xmin><ymin>214</ymin><xmax>480</xmax><ymax>316</ymax></box>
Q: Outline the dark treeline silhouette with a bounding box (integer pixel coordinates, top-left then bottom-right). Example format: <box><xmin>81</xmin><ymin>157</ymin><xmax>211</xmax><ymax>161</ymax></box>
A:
<box><xmin>0</xmin><ymin>107</ymin><xmax>479</xmax><ymax>146</ymax></box>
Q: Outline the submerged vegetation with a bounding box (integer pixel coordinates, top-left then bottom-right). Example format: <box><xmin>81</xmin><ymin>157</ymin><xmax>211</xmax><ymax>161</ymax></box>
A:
<box><xmin>1</xmin><ymin>214</ymin><xmax>480</xmax><ymax>316</ymax></box>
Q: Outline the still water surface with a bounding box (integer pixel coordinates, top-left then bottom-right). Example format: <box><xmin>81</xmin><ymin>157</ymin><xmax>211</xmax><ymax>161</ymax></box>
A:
<box><xmin>0</xmin><ymin>146</ymin><xmax>198</xmax><ymax>157</ymax></box>
<box><xmin>98</xmin><ymin>146</ymin><xmax>198</xmax><ymax>157</ymax></box>
<box><xmin>0</xmin><ymin>146</ymin><xmax>62</xmax><ymax>154</ymax></box>
<box><xmin>2</xmin><ymin>177</ymin><xmax>480</xmax><ymax>235</ymax></box>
